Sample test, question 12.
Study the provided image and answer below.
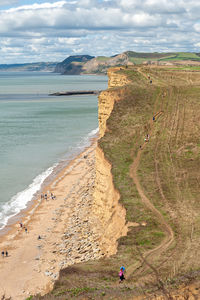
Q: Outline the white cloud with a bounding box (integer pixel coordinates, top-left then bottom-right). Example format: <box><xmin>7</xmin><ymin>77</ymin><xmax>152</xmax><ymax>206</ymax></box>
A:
<box><xmin>0</xmin><ymin>0</ymin><xmax>18</xmax><ymax>6</ymax></box>
<box><xmin>0</xmin><ymin>0</ymin><xmax>199</xmax><ymax>63</ymax></box>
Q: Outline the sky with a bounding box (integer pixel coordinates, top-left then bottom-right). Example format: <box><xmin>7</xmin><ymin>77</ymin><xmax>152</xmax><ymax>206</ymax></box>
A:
<box><xmin>0</xmin><ymin>0</ymin><xmax>200</xmax><ymax>64</ymax></box>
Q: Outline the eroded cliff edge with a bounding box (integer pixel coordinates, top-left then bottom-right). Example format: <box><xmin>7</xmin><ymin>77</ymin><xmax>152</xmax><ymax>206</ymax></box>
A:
<box><xmin>93</xmin><ymin>68</ymin><xmax>131</xmax><ymax>256</ymax></box>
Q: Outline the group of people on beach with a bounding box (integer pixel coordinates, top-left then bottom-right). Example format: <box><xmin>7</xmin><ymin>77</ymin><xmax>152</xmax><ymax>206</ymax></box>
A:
<box><xmin>19</xmin><ymin>222</ymin><xmax>28</xmax><ymax>233</ymax></box>
<box><xmin>3</xmin><ymin>192</ymin><xmax>57</xmax><ymax>259</ymax></box>
<box><xmin>1</xmin><ymin>250</ymin><xmax>8</xmax><ymax>258</ymax></box>
<box><xmin>41</xmin><ymin>191</ymin><xmax>56</xmax><ymax>201</ymax></box>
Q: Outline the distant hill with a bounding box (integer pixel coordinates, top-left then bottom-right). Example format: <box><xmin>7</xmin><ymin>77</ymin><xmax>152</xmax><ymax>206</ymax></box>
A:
<box><xmin>54</xmin><ymin>53</ymin><xmax>132</xmax><ymax>75</ymax></box>
<box><xmin>54</xmin><ymin>55</ymin><xmax>95</xmax><ymax>74</ymax></box>
<box><xmin>2</xmin><ymin>52</ymin><xmax>200</xmax><ymax>74</ymax></box>
<box><xmin>0</xmin><ymin>62</ymin><xmax>57</xmax><ymax>72</ymax></box>
<box><xmin>54</xmin><ymin>52</ymin><xmax>200</xmax><ymax>75</ymax></box>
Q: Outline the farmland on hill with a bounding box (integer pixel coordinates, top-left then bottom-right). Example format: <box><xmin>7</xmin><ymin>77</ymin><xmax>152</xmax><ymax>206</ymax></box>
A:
<box><xmin>33</xmin><ymin>66</ymin><xmax>200</xmax><ymax>299</ymax></box>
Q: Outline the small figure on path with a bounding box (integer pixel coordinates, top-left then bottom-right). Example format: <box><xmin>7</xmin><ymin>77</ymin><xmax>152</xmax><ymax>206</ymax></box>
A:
<box><xmin>153</xmin><ymin>116</ymin><xmax>155</xmax><ymax>121</ymax></box>
<box><xmin>5</xmin><ymin>251</ymin><xmax>8</xmax><ymax>257</ymax></box>
<box><xmin>25</xmin><ymin>227</ymin><xmax>28</xmax><ymax>233</ymax></box>
<box><xmin>38</xmin><ymin>235</ymin><xmax>41</xmax><ymax>240</ymax></box>
<box><xmin>19</xmin><ymin>222</ymin><xmax>23</xmax><ymax>228</ymax></box>
<box><xmin>1</xmin><ymin>251</ymin><xmax>4</xmax><ymax>258</ymax></box>
<box><xmin>139</xmin><ymin>145</ymin><xmax>142</xmax><ymax>150</ymax></box>
<box><xmin>118</xmin><ymin>266</ymin><xmax>125</xmax><ymax>283</ymax></box>
<box><xmin>44</xmin><ymin>193</ymin><xmax>47</xmax><ymax>200</ymax></box>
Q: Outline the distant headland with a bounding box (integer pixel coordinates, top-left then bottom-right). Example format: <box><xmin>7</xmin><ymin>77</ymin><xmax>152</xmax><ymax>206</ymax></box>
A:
<box><xmin>1</xmin><ymin>51</ymin><xmax>200</xmax><ymax>74</ymax></box>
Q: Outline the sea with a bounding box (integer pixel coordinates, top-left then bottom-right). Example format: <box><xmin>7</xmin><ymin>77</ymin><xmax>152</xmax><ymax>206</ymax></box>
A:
<box><xmin>0</xmin><ymin>71</ymin><xmax>108</xmax><ymax>230</ymax></box>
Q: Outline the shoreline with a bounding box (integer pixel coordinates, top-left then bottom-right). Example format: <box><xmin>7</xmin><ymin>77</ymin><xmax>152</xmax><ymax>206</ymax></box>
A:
<box><xmin>0</xmin><ymin>138</ymin><xmax>104</xmax><ymax>300</ymax></box>
<box><xmin>0</xmin><ymin>129</ymin><xmax>99</xmax><ymax>236</ymax></box>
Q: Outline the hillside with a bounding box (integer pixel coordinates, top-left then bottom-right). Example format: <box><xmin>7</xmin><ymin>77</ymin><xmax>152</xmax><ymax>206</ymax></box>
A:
<box><xmin>0</xmin><ymin>62</ymin><xmax>57</xmax><ymax>72</ymax></box>
<box><xmin>54</xmin><ymin>52</ymin><xmax>200</xmax><ymax>75</ymax></box>
<box><xmin>54</xmin><ymin>55</ymin><xmax>95</xmax><ymax>74</ymax></box>
<box><xmin>33</xmin><ymin>65</ymin><xmax>200</xmax><ymax>299</ymax></box>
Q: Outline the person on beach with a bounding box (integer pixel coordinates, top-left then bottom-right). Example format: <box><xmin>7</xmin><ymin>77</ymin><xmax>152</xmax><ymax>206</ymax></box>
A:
<box><xmin>19</xmin><ymin>222</ymin><xmax>23</xmax><ymax>228</ymax></box>
<box><xmin>25</xmin><ymin>227</ymin><xmax>28</xmax><ymax>233</ymax></box>
<box><xmin>51</xmin><ymin>192</ymin><xmax>55</xmax><ymax>200</ymax></box>
<box><xmin>5</xmin><ymin>251</ymin><xmax>8</xmax><ymax>257</ymax></box>
<box><xmin>44</xmin><ymin>193</ymin><xmax>47</xmax><ymax>200</ymax></box>
<box><xmin>41</xmin><ymin>193</ymin><xmax>44</xmax><ymax>200</ymax></box>
<box><xmin>38</xmin><ymin>235</ymin><xmax>41</xmax><ymax>240</ymax></box>
<box><xmin>1</xmin><ymin>251</ymin><xmax>4</xmax><ymax>258</ymax></box>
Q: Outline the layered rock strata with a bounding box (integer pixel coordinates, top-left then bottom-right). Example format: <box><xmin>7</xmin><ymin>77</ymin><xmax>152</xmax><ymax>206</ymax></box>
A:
<box><xmin>93</xmin><ymin>67</ymin><xmax>130</xmax><ymax>255</ymax></box>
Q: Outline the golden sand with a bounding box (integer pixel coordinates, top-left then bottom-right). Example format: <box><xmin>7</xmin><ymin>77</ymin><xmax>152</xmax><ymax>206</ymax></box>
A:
<box><xmin>0</xmin><ymin>141</ymin><xmax>101</xmax><ymax>299</ymax></box>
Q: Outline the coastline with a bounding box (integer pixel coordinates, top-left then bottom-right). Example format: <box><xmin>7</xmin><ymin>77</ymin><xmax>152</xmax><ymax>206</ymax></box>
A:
<box><xmin>0</xmin><ymin>138</ymin><xmax>103</xmax><ymax>300</ymax></box>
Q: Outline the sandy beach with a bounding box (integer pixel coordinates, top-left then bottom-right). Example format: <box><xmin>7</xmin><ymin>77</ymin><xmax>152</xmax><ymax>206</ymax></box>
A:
<box><xmin>0</xmin><ymin>140</ymin><xmax>104</xmax><ymax>300</ymax></box>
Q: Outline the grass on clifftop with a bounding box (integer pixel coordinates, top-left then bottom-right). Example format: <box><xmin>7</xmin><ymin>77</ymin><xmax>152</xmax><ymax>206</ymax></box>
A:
<box><xmin>33</xmin><ymin>66</ymin><xmax>200</xmax><ymax>300</ymax></box>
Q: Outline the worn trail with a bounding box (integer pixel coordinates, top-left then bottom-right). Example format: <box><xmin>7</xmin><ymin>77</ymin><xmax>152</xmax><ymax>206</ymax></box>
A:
<box><xmin>126</xmin><ymin>80</ymin><xmax>174</xmax><ymax>279</ymax></box>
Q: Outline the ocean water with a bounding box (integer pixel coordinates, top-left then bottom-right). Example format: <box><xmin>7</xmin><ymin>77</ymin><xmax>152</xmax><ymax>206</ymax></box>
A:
<box><xmin>0</xmin><ymin>72</ymin><xmax>108</xmax><ymax>230</ymax></box>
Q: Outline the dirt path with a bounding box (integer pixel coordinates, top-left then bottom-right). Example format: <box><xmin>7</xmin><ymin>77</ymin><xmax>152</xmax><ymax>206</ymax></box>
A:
<box><xmin>126</xmin><ymin>108</ymin><xmax>174</xmax><ymax>279</ymax></box>
<box><xmin>137</xmin><ymin>67</ymin><xmax>166</xmax><ymax>87</ymax></box>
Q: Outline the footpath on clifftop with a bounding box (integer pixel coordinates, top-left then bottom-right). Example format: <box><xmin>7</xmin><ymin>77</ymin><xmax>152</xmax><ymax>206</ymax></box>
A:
<box><xmin>33</xmin><ymin>65</ymin><xmax>200</xmax><ymax>300</ymax></box>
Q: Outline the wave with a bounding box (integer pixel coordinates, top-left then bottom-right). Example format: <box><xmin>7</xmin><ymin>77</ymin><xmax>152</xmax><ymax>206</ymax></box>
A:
<box><xmin>0</xmin><ymin>165</ymin><xmax>56</xmax><ymax>230</ymax></box>
<box><xmin>0</xmin><ymin>127</ymin><xmax>99</xmax><ymax>231</ymax></box>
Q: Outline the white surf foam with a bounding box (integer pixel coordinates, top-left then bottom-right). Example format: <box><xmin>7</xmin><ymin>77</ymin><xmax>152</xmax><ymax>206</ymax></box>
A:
<box><xmin>0</xmin><ymin>164</ymin><xmax>57</xmax><ymax>230</ymax></box>
<box><xmin>0</xmin><ymin>127</ymin><xmax>99</xmax><ymax>231</ymax></box>
<box><xmin>78</xmin><ymin>127</ymin><xmax>99</xmax><ymax>150</ymax></box>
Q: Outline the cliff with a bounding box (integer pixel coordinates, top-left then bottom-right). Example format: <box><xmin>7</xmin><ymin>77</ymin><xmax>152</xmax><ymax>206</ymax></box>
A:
<box><xmin>34</xmin><ymin>65</ymin><xmax>200</xmax><ymax>299</ymax></box>
<box><xmin>98</xmin><ymin>67</ymin><xmax>131</xmax><ymax>137</ymax></box>
<box><xmin>93</xmin><ymin>67</ymin><xmax>131</xmax><ymax>255</ymax></box>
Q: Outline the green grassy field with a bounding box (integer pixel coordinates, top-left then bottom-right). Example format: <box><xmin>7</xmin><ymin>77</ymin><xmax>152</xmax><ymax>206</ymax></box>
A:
<box><xmin>96</xmin><ymin>56</ymin><xmax>110</xmax><ymax>62</ymax></box>
<box><xmin>125</xmin><ymin>51</ymin><xmax>200</xmax><ymax>64</ymax></box>
<box><xmin>32</xmin><ymin>66</ymin><xmax>200</xmax><ymax>299</ymax></box>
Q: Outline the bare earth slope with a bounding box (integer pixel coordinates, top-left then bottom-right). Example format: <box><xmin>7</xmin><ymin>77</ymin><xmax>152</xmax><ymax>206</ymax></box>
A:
<box><xmin>34</xmin><ymin>66</ymin><xmax>200</xmax><ymax>300</ymax></box>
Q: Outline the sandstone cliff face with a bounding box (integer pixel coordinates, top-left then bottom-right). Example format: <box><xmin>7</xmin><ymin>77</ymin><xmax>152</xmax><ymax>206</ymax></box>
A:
<box><xmin>108</xmin><ymin>67</ymin><xmax>131</xmax><ymax>89</ymax></box>
<box><xmin>93</xmin><ymin>67</ymin><xmax>130</xmax><ymax>256</ymax></box>
<box><xmin>93</xmin><ymin>147</ymin><xmax>128</xmax><ymax>255</ymax></box>
<box><xmin>98</xmin><ymin>68</ymin><xmax>131</xmax><ymax>138</ymax></box>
